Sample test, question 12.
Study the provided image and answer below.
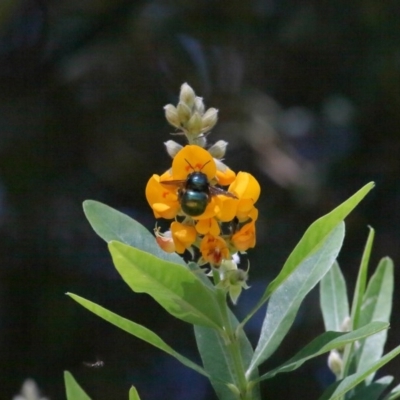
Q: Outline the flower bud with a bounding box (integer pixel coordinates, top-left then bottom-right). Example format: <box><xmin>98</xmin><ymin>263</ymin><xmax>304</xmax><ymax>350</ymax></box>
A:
<box><xmin>154</xmin><ymin>228</ymin><xmax>176</xmax><ymax>253</ymax></box>
<box><xmin>177</xmin><ymin>101</ymin><xmax>192</xmax><ymax>125</ymax></box>
<box><xmin>202</xmin><ymin>107</ymin><xmax>218</xmax><ymax>132</ymax></box>
<box><xmin>208</xmin><ymin>140</ymin><xmax>228</xmax><ymax>159</ymax></box>
<box><xmin>164</xmin><ymin>140</ymin><xmax>183</xmax><ymax>158</ymax></box>
<box><xmin>328</xmin><ymin>350</ymin><xmax>343</xmax><ymax>377</ymax></box>
<box><xmin>340</xmin><ymin>316</ymin><xmax>351</xmax><ymax>332</ymax></box>
<box><xmin>193</xmin><ymin>96</ymin><xmax>205</xmax><ymax>115</ymax></box>
<box><xmin>164</xmin><ymin>104</ymin><xmax>180</xmax><ymax>128</ymax></box>
<box><xmin>179</xmin><ymin>83</ymin><xmax>196</xmax><ymax>109</ymax></box>
<box><xmin>187</xmin><ymin>112</ymin><xmax>203</xmax><ymax>135</ymax></box>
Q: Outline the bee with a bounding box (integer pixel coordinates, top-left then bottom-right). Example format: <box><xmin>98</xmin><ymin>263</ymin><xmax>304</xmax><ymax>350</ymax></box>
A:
<box><xmin>161</xmin><ymin>160</ymin><xmax>237</xmax><ymax>217</ymax></box>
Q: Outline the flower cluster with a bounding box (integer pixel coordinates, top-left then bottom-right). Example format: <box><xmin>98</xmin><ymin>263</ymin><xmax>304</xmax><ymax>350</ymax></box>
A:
<box><xmin>145</xmin><ymin>83</ymin><xmax>260</xmax><ymax>302</ymax></box>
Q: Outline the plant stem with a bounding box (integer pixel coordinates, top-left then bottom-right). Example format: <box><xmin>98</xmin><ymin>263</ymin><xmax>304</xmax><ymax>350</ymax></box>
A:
<box><xmin>216</xmin><ymin>288</ymin><xmax>252</xmax><ymax>400</ymax></box>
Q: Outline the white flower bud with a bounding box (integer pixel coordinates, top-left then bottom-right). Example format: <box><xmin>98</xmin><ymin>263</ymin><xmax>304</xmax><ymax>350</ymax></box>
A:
<box><xmin>340</xmin><ymin>316</ymin><xmax>351</xmax><ymax>332</ymax></box>
<box><xmin>187</xmin><ymin>112</ymin><xmax>203</xmax><ymax>135</ymax></box>
<box><xmin>179</xmin><ymin>83</ymin><xmax>196</xmax><ymax>109</ymax></box>
<box><xmin>328</xmin><ymin>350</ymin><xmax>343</xmax><ymax>377</ymax></box>
<box><xmin>164</xmin><ymin>104</ymin><xmax>180</xmax><ymax>128</ymax></box>
<box><xmin>208</xmin><ymin>140</ymin><xmax>228</xmax><ymax>159</ymax></box>
<box><xmin>164</xmin><ymin>140</ymin><xmax>183</xmax><ymax>158</ymax></box>
<box><xmin>202</xmin><ymin>107</ymin><xmax>218</xmax><ymax>132</ymax></box>
<box><xmin>177</xmin><ymin>101</ymin><xmax>192</xmax><ymax>125</ymax></box>
<box><xmin>193</xmin><ymin>96</ymin><xmax>205</xmax><ymax>115</ymax></box>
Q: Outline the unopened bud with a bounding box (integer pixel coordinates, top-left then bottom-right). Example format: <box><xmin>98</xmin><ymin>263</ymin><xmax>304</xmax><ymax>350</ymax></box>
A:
<box><xmin>177</xmin><ymin>101</ymin><xmax>192</xmax><ymax>125</ymax></box>
<box><xmin>179</xmin><ymin>83</ymin><xmax>196</xmax><ymax>109</ymax></box>
<box><xmin>328</xmin><ymin>350</ymin><xmax>343</xmax><ymax>377</ymax></box>
<box><xmin>340</xmin><ymin>316</ymin><xmax>351</xmax><ymax>332</ymax></box>
<box><xmin>187</xmin><ymin>112</ymin><xmax>203</xmax><ymax>135</ymax></box>
<box><xmin>202</xmin><ymin>107</ymin><xmax>218</xmax><ymax>132</ymax></box>
<box><xmin>226</xmin><ymin>384</ymin><xmax>241</xmax><ymax>396</ymax></box>
<box><xmin>193</xmin><ymin>96</ymin><xmax>205</xmax><ymax>114</ymax></box>
<box><xmin>164</xmin><ymin>140</ymin><xmax>183</xmax><ymax>158</ymax></box>
<box><xmin>208</xmin><ymin>140</ymin><xmax>228</xmax><ymax>159</ymax></box>
<box><xmin>164</xmin><ymin>104</ymin><xmax>180</xmax><ymax>128</ymax></box>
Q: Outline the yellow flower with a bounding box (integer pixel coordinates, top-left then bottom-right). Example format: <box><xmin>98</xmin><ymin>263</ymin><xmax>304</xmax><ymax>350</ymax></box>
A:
<box><xmin>229</xmin><ymin>172</ymin><xmax>261</xmax><ymax>221</ymax></box>
<box><xmin>231</xmin><ymin>211</ymin><xmax>257</xmax><ymax>252</ymax></box>
<box><xmin>145</xmin><ymin>174</ymin><xmax>180</xmax><ymax>219</ymax></box>
<box><xmin>195</xmin><ymin>218</ymin><xmax>221</xmax><ymax>236</ymax></box>
<box><xmin>171</xmin><ymin>145</ymin><xmax>216</xmax><ymax>180</ymax></box>
<box><xmin>171</xmin><ymin>221</ymin><xmax>197</xmax><ymax>254</ymax></box>
<box><xmin>200</xmin><ymin>234</ymin><xmax>230</xmax><ymax>267</ymax></box>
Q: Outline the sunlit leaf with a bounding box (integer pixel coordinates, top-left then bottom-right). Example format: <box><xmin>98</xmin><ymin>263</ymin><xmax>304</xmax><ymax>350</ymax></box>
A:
<box><xmin>248</xmin><ymin>223</ymin><xmax>345</xmax><ymax>373</ymax></box>
<box><xmin>357</xmin><ymin>257</ymin><xmax>394</xmax><ymax>383</ymax></box>
<box><xmin>254</xmin><ymin>322</ymin><xmax>388</xmax><ymax>381</ymax></box>
<box><xmin>129</xmin><ymin>386</ymin><xmax>141</xmax><ymax>400</ymax></box>
<box><xmin>83</xmin><ymin>200</ymin><xmax>184</xmax><ymax>265</ymax></box>
<box><xmin>320</xmin><ymin>262</ymin><xmax>349</xmax><ymax>332</ymax></box>
<box><xmin>318</xmin><ymin>344</ymin><xmax>400</xmax><ymax>400</ymax></box>
<box><xmin>108</xmin><ymin>241</ymin><xmax>223</xmax><ymax>329</ymax></box>
<box><xmin>64</xmin><ymin>371</ymin><xmax>91</xmax><ymax>400</ymax></box>
<box><xmin>241</xmin><ymin>182</ymin><xmax>374</xmax><ymax>328</ymax></box>
<box><xmin>67</xmin><ymin>293</ymin><xmax>208</xmax><ymax>378</ymax></box>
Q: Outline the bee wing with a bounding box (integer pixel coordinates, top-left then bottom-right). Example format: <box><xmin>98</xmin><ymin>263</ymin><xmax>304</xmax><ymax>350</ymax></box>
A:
<box><xmin>210</xmin><ymin>186</ymin><xmax>237</xmax><ymax>199</ymax></box>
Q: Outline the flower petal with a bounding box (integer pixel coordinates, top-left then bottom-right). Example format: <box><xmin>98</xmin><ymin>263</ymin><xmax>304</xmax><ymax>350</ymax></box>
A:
<box><xmin>171</xmin><ymin>222</ymin><xmax>197</xmax><ymax>254</ymax></box>
<box><xmin>145</xmin><ymin>174</ymin><xmax>180</xmax><ymax>219</ymax></box>
<box><xmin>172</xmin><ymin>145</ymin><xmax>216</xmax><ymax>180</ymax></box>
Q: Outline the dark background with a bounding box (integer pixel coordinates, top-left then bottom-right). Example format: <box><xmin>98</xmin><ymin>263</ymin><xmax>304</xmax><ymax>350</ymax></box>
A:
<box><xmin>1</xmin><ymin>0</ymin><xmax>399</xmax><ymax>399</ymax></box>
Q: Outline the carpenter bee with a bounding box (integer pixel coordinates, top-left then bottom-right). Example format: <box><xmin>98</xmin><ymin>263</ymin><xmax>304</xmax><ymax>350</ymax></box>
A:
<box><xmin>161</xmin><ymin>161</ymin><xmax>237</xmax><ymax>217</ymax></box>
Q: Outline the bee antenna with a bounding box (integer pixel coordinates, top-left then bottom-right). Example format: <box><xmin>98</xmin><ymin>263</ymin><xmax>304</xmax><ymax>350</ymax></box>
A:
<box><xmin>185</xmin><ymin>159</ymin><xmax>195</xmax><ymax>170</ymax></box>
<box><xmin>184</xmin><ymin>159</ymin><xmax>211</xmax><ymax>171</ymax></box>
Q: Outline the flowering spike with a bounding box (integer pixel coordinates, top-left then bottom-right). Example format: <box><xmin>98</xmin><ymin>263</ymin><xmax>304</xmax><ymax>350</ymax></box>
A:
<box><xmin>147</xmin><ymin>84</ymin><xmax>260</xmax><ymax>300</ymax></box>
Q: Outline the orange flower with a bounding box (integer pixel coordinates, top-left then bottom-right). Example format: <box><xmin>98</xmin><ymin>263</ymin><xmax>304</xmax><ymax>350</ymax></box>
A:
<box><xmin>172</xmin><ymin>145</ymin><xmax>216</xmax><ymax>180</ymax></box>
<box><xmin>215</xmin><ymin>159</ymin><xmax>236</xmax><ymax>186</ymax></box>
<box><xmin>200</xmin><ymin>234</ymin><xmax>230</xmax><ymax>266</ymax></box>
<box><xmin>231</xmin><ymin>219</ymin><xmax>257</xmax><ymax>252</ymax></box>
<box><xmin>154</xmin><ymin>227</ymin><xmax>175</xmax><ymax>253</ymax></box>
<box><xmin>229</xmin><ymin>172</ymin><xmax>261</xmax><ymax>221</ymax></box>
<box><xmin>171</xmin><ymin>221</ymin><xmax>197</xmax><ymax>254</ymax></box>
<box><xmin>145</xmin><ymin>174</ymin><xmax>180</xmax><ymax>219</ymax></box>
<box><xmin>195</xmin><ymin>218</ymin><xmax>220</xmax><ymax>236</ymax></box>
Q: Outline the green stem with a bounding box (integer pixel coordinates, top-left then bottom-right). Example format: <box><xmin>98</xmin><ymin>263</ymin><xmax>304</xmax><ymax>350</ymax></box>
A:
<box><xmin>216</xmin><ymin>288</ymin><xmax>252</xmax><ymax>400</ymax></box>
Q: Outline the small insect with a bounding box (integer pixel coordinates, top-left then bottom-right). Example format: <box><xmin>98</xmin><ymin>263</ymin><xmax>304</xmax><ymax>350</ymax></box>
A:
<box><xmin>161</xmin><ymin>160</ymin><xmax>237</xmax><ymax>217</ymax></box>
<box><xmin>83</xmin><ymin>360</ymin><xmax>104</xmax><ymax>368</ymax></box>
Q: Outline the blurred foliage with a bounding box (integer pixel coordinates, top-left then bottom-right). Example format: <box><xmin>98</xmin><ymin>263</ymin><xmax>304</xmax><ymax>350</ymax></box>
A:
<box><xmin>0</xmin><ymin>0</ymin><xmax>399</xmax><ymax>399</ymax></box>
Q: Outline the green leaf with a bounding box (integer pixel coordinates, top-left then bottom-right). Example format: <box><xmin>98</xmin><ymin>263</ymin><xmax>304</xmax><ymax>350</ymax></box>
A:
<box><xmin>248</xmin><ymin>222</ymin><xmax>345</xmax><ymax>373</ymax></box>
<box><xmin>351</xmin><ymin>227</ymin><xmax>375</xmax><ymax>330</ymax></box>
<box><xmin>357</xmin><ymin>257</ymin><xmax>394</xmax><ymax>383</ymax></box>
<box><xmin>254</xmin><ymin>321</ymin><xmax>388</xmax><ymax>381</ymax></box>
<box><xmin>241</xmin><ymin>182</ymin><xmax>374</xmax><ymax>328</ymax></box>
<box><xmin>318</xmin><ymin>344</ymin><xmax>400</xmax><ymax>400</ymax></box>
<box><xmin>64</xmin><ymin>371</ymin><xmax>91</xmax><ymax>400</ymax></box>
<box><xmin>320</xmin><ymin>262</ymin><xmax>349</xmax><ymax>332</ymax></box>
<box><xmin>129</xmin><ymin>386</ymin><xmax>141</xmax><ymax>400</ymax></box>
<box><xmin>383</xmin><ymin>383</ymin><xmax>400</xmax><ymax>400</ymax></box>
<box><xmin>108</xmin><ymin>241</ymin><xmax>223</xmax><ymax>329</ymax></box>
<box><xmin>349</xmin><ymin>376</ymin><xmax>393</xmax><ymax>400</ymax></box>
<box><xmin>67</xmin><ymin>293</ymin><xmax>209</xmax><ymax>378</ymax></box>
<box><xmin>195</xmin><ymin>315</ymin><xmax>261</xmax><ymax>400</ymax></box>
<box><xmin>83</xmin><ymin>200</ymin><xmax>185</xmax><ymax>265</ymax></box>
<box><xmin>341</xmin><ymin>228</ymin><xmax>375</xmax><ymax>378</ymax></box>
